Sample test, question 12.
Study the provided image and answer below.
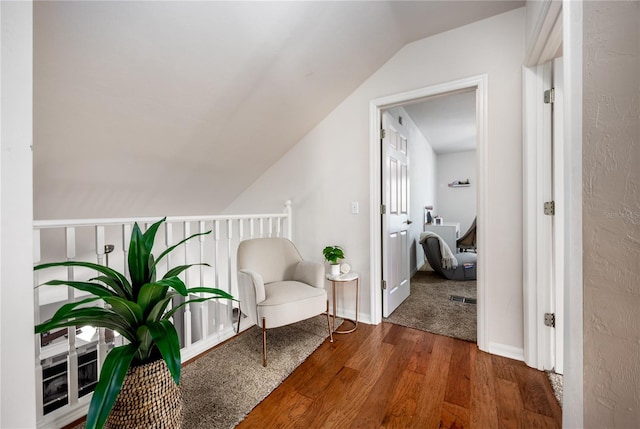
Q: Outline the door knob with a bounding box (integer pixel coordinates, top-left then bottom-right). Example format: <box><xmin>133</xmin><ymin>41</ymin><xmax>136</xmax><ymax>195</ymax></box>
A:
<box><xmin>404</xmin><ymin>220</ymin><xmax>413</xmax><ymax>225</ymax></box>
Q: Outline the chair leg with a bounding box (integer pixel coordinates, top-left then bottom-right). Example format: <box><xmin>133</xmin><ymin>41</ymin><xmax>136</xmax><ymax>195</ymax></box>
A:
<box><xmin>262</xmin><ymin>317</ymin><xmax>267</xmax><ymax>367</ymax></box>
<box><xmin>236</xmin><ymin>307</ymin><xmax>241</xmax><ymax>334</ymax></box>
<box><xmin>326</xmin><ymin>301</ymin><xmax>334</xmax><ymax>343</ymax></box>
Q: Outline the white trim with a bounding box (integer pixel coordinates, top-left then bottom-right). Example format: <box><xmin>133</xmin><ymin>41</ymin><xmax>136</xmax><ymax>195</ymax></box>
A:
<box><xmin>552</xmin><ymin>57</ymin><xmax>565</xmax><ymax>375</ymax></box>
<box><xmin>0</xmin><ymin>2</ymin><xmax>36</xmax><ymax>427</ymax></box>
<box><xmin>524</xmin><ymin>0</ymin><xmax>563</xmax><ymax>67</ymax></box>
<box><xmin>368</xmin><ymin>75</ymin><xmax>489</xmax><ymax>352</ymax></box>
<box><xmin>524</xmin><ymin>0</ymin><xmax>583</xmax><ymax>424</ymax></box>
<box><xmin>488</xmin><ymin>342</ymin><xmax>525</xmax><ymax>362</ymax></box>
<box><xmin>562</xmin><ymin>0</ymin><xmax>583</xmax><ymax>426</ymax></box>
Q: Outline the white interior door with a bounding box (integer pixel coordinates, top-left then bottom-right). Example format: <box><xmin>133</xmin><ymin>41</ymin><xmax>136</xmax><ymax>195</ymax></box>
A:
<box><xmin>524</xmin><ymin>57</ymin><xmax>565</xmax><ymax>373</ymax></box>
<box><xmin>381</xmin><ymin>111</ymin><xmax>410</xmax><ymax>317</ymax></box>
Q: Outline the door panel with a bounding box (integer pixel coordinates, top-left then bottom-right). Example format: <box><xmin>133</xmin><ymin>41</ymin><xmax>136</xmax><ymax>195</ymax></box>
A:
<box><xmin>382</xmin><ymin>112</ymin><xmax>410</xmax><ymax>317</ymax></box>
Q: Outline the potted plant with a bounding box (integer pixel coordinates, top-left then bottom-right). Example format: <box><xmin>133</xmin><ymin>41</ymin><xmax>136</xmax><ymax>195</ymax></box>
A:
<box><xmin>322</xmin><ymin>245</ymin><xmax>345</xmax><ymax>276</ymax></box>
<box><xmin>34</xmin><ymin>218</ymin><xmax>234</xmax><ymax>429</ymax></box>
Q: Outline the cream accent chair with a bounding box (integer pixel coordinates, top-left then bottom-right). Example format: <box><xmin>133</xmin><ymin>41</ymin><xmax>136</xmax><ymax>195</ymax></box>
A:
<box><xmin>237</xmin><ymin>237</ymin><xmax>333</xmax><ymax>366</ymax></box>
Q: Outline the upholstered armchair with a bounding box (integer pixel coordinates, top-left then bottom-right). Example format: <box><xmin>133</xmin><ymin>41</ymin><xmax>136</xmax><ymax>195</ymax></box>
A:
<box><xmin>236</xmin><ymin>237</ymin><xmax>333</xmax><ymax>366</ymax></box>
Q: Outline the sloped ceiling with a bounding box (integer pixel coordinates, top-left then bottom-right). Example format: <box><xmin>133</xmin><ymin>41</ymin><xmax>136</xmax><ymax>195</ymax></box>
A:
<box><xmin>34</xmin><ymin>1</ymin><xmax>523</xmax><ymax>219</ymax></box>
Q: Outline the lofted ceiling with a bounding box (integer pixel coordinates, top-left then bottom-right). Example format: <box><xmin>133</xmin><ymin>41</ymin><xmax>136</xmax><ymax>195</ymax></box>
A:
<box><xmin>404</xmin><ymin>90</ymin><xmax>477</xmax><ymax>154</ymax></box>
<box><xmin>33</xmin><ymin>0</ymin><xmax>523</xmax><ymax>219</ymax></box>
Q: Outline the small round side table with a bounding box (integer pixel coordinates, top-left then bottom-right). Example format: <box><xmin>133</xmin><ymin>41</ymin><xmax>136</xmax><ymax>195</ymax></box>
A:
<box><xmin>326</xmin><ymin>272</ymin><xmax>359</xmax><ymax>334</ymax></box>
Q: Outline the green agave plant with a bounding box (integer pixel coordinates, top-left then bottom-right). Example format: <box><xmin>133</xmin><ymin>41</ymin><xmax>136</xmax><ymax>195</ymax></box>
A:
<box><xmin>34</xmin><ymin>218</ymin><xmax>234</xmax><ymax>429</ymax></box>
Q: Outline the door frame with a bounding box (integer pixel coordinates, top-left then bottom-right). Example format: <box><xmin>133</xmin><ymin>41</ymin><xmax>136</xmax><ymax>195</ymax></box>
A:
<box><xmin>368</xmin><ymin>74</ymin><xmax>489</xmax><ymax>352</ymax></box>
<box><xmin>523</xmin><ymin>1</ymin><xmax>584</xmax><ymax>426</ymax></box>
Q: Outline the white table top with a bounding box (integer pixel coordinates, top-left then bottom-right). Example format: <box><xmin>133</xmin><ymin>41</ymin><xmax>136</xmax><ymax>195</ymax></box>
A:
<box><xmin>326</xmin><ymin>272</ymin><xmax>359</xmax><ymax>282</ymax></box>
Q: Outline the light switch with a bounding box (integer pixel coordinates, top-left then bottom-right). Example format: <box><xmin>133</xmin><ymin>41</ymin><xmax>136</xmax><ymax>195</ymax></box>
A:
<box><xmin>351</xmin><ymin>202</ymin><xmax>359</xmax><ymax>214</ymax></box>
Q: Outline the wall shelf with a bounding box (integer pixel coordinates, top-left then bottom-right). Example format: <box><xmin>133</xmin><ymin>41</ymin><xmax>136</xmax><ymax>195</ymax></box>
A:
<box><xmin>448</xmin><ymin>179</ymin><xmax>471</xmax><ymax>187</ymax></box>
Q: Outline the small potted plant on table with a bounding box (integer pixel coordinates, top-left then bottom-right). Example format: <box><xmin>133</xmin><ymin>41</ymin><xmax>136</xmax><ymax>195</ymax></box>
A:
<box><xmin>322</xmin><ymin>245</ymin><xmax>345</xmax><ymax>277</ymax></box>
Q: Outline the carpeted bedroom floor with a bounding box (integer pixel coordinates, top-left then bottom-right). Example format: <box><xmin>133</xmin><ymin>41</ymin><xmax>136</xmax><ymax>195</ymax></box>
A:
<box><xmin>383</xmin><ymin>269</ymin><xmax>477</xmax><ymax>342</ymax></box>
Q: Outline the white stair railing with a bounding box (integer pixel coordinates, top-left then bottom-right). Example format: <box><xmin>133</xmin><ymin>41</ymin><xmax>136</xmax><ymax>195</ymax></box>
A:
<box><xmin>33</xmin><ymin>202</ymin><xmax>292</xmax><ymax>429</ymax></box>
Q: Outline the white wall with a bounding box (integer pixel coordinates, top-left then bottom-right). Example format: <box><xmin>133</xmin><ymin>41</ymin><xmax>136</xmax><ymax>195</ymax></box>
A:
<box><xmin>435</xmin><ymin>150</ymin><xmax>476</xmax><ymax>235</ymax></box>
<box><xmin>226</xmin><ymin>8</ymin><xmax>526</xmax><ymax>354</ymax></box>
<box><xmin>384</xmin><ymin>106</ymin><xmax>437</xmax><ymax>274</ymax></box>
<box><xmin>0</xmin><ymin>1</ymin><xmax>37</xmax><ymax>427</ymax></box>
<box><xmin>583</xmin><ymin>2</ymin><xmax>640</xmax><ymax>427</ymax></box>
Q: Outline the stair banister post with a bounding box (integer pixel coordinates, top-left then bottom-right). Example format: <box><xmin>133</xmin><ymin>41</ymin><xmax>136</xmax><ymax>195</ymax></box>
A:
<box><xmin>284</xmin><ymin>200</ymin><xmax>292</xmax><ymax>240</ymax></box>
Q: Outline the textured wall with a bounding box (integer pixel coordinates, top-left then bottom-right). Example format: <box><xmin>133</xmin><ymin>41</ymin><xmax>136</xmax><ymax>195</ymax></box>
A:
<box><xmin>583</xmin><ymin>1</ymin><xmax>640</xmax><ymax>427</ymax></box>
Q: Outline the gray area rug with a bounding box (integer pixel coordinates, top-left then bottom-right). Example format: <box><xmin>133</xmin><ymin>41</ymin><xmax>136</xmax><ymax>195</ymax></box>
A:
<box><xmin>181</xmin><ymin>315</ymin><xmax>334</xmax><ymax>428</ymax></box>
<box><xmin>71</xmin><ymin>315</ymin><xmax>334</xmax><ymax>429</ymax></box>
<box><xmin>384</xmin><ymin>270</ymin><xmax>477</xmax><ymax>342</ymax></box>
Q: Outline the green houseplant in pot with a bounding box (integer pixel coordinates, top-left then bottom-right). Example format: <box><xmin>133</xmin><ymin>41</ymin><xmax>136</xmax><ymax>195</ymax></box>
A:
<box><xmin>322</xmin><ymin>245</ymin><xmax>345</xmax><ymax>277</ymax></box>
<box><xmin>34</xmin><ymin>218</ymin><xmax>234</xmax><ymax>429</ymax></box>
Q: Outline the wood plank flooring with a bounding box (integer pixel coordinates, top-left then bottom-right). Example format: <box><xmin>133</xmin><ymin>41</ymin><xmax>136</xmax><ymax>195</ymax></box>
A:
<box><xmin>237</xmin><ymin>322</ymin><xmax>562</xmax><ymax>429</ymax></box>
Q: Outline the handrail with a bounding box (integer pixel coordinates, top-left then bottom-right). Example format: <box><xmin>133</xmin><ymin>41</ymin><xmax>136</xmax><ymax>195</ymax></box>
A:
<box><xmin>33</xmin><ymin>211</ymin><xmax>290</xmax><ymax>229</ymax></box>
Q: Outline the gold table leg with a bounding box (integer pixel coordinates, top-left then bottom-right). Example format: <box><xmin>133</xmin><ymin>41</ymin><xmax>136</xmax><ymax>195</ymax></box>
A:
<box><xmin>332</xmin><ymin>277</ymin><xmax>358</xmax><ymax>334</ymax></box>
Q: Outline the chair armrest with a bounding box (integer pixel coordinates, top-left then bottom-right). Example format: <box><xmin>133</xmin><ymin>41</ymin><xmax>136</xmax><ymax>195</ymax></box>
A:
<box><xmin>238</xmin><ymin>270</ymin><xmax>266</xmax><ymax>306</ymax></box>
<box><xmin>293</xmin><ymin>260</ymin><xmax>325</xmax><ymax>288</ymax></box>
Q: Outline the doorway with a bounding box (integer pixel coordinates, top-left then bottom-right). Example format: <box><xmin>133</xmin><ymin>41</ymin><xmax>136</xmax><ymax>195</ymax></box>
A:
<box><xmin>381</xmin><ymin>92</ymin><xmax>478</xmax><ymax>341</ymax></box>
<box><xmin>368</xmin><ymin>74</ymin><xmax>489</xmax><ymax>352</ymax></box>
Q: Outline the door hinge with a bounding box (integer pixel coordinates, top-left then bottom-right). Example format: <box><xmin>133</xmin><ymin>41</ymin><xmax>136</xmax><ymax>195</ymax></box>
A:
<box><xmin>381</xmin><ymin>129</ymin><xmax>386</xmax><ymax>139</ymax></box>
<box><xmin>381</xmin><ymin>204</ymin><xmax>386</xmax><ymax>214</ymax></box>
<box><xmin>544</xmin><ymin>312</ymin><xmax>556</xmax><ymax>328</ymax></box>
<box><xmin>544</xmin><ymin>88</ymin><xmax>555</xmax><ymax>104</ymax></box>
<box><xmin>544</xmin><ymin>201</ymin><xmax>555</xmax><ymax>216</ymax></box>
<box><xmin>382</xmin><ymin>279</ymin><xmax>387</xmax><ymax>290</ymax></box>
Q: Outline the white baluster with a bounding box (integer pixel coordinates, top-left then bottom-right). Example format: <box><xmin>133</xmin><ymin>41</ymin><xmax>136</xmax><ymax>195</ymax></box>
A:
<box><xmin>95</xmin><ymin>226</ymin><xmax>108</xmax><ymax>373</ymax></box>
<box><xmin>259</xmin><ymin>218</ymin><xmax>264</xmax><ymax>238</ymax></box>
<box><xmin>115</xmin><ymin>223</ymin><xmax>132</xmax><ymax>347</ymax></box>
<box><xmin>122</xmin><ymin>224</ymin><xmax>132</xmax><ymax>281</ymax></box>
<box><xmin>268</xmin><ymin>217</ymin><xmax>274</xmax><ymax>237</ymax></box>
<box><xmin>275</xmin><ymin>217</ymin><xmax>282</xmax><ymax>237</ymax></box>
<box><xmin>95</xmin><ymin>226</ymin><xmax>105</xmax><ymax>267</ymax></box>
<box><xmin>249</xmin><ymin>218</ymin><xmax>255</xmax><ymax>239</ymax></box>
<box><xmin>199</xmin><ymin>221</ymin><xmax>208</xmax><ymax>341</ymax></box>
<box><xmin>236</xmin><ymin>220</ymin><xmax>245</xmax><ymax>331</ymax></box>
<box><xmin>238</xmin><ymin>219</ymin><xmax>244</xmax><ymax>242</ymax></box>
<box><xmin>213</xmin><ymin>220</ymin><xmax>221</xmax><ymax>334</ymax></box>
<box><xmin>284</xmin><ymin>200</ymin><xmax>292</xmax><ymax>240</ymax></box>
<box><xmin>183</xmin><ymin>222</ymin><xmax>192</xmax><ymax>349</ymax></box>
<box><xmin>165</xmin><ymin>223</ymin><xmax>176</xmax><ymax>337</ymax></box>
<box><xmin>65</xmin><ymin>227</ymin><xmax>79</xmax><ymax>407</ymax></box>
<box><xmin>226</xmin><ymin>219</ymin><xmax>234</xmax><ymax>325</ymax></box>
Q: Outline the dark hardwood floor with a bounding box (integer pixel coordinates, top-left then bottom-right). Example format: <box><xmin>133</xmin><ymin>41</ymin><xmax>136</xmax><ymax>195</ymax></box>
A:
<box><xmin>237</xmin><ymin>322</ymin><xmax>562</xmax><ymax>429</ymax></box>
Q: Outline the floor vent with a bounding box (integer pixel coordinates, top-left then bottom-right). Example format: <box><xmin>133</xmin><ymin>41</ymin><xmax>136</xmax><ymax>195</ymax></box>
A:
<box><xmin>449</xmin><ymin>295</ymin><xmax>477</xmax><ymax>305</ymax></box>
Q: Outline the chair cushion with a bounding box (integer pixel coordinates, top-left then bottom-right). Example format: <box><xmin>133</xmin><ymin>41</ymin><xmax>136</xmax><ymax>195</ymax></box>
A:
<box><xmin>257</xmin><ymin>281</ymin><xmax>327</xmax><ymax>329</ymax></box>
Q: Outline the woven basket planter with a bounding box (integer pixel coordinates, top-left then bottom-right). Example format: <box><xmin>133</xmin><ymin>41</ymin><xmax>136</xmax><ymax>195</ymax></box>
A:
<box><xmin>105</xmin><ymin>359</ymin><xmax>183</xmax><ymax>429</ymax></box>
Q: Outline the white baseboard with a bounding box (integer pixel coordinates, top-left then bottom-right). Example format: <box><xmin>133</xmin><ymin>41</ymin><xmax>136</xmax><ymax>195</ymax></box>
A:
<box><xmin>488</xmin><ymin>342</ymin><xmax>525</xmax><ymax>361</ymax></box>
